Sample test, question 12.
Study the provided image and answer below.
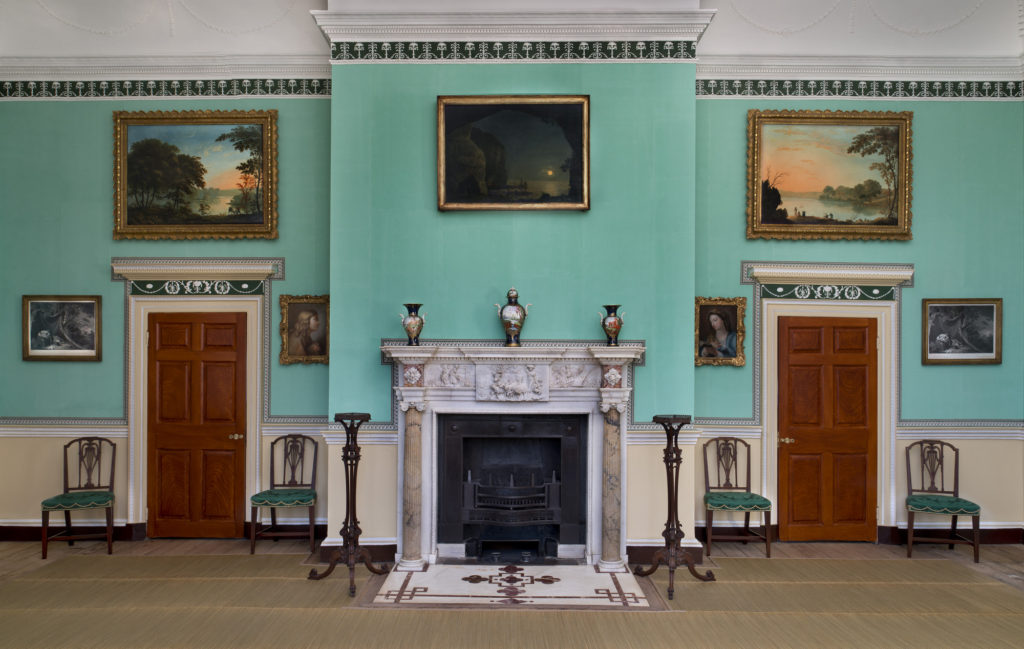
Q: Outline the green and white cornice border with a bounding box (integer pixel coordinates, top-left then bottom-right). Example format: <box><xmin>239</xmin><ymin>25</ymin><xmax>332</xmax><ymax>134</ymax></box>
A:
<box><xmin>313</xmin><ymin>2</ymin><xmax>714</xmax><ymax>64</ymax></box>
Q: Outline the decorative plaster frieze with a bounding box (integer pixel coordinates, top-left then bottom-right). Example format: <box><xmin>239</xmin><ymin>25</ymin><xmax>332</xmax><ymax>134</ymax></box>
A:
<box><xmin>696</xmin><ymin>78</ymin><xmax>1022</xmax><ymax>100</ymax></box>
<box><xmin>129</xmin><ymin>279</ymin><xmax>264</xmax><ymax>296</ymax></box>
<box><xmin>759</xmin><ymin>284</ymin><xmax>897</xmax><ymax>301</ymax></box>
<box><xmin>0</xmin><ymin>78</ymin><xmax>330</xmax><ymax>100</ymax></box>
<box><xmin>550</xmin><ymin>363</ymin><xmax>600</xmax><ymax>388</ymax></box>
<box><xmin>329</xmin><ymin>40</ymin><xmax>695</xmax><ymax>62</ymax></box>
<box><xmin>475</xmin><ymin>364</ymin><xmax>548</xmax><ymax>402</ymax></box>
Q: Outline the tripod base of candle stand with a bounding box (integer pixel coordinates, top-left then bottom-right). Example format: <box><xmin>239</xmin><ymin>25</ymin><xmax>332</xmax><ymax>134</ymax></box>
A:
<box><xmin>308</xmin><ymin>544</ymin><xmax>389</xmax><ymax>596</ymax></box>
<box><xmin>633</xmin><ymin>540</ymin><xmax>715</xmax><ymax>600</ymax></box>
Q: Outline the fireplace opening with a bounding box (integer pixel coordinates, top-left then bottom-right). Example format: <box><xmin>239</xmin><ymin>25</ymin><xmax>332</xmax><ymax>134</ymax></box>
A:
<box><xmin>438</xmin><ymin>414</ymin><xmax>586</xmax><ymax>561</ymax></box>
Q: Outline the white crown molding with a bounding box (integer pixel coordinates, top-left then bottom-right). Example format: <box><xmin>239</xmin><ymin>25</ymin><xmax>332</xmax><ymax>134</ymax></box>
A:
<box><xmin>311</xmin><ymin>9</ymin><xmax>716</xmax><ymax>43</ymax></box>
<box><xmin>111</xmin><ymin>259</ymin><xmax>280</xmax><ymax>281</ymax></box>
<box><xmin>0</xmin><ymin>55</ymin><xmax>331</xmax><ymax>81</ymax></box>
<box><xmin>744</xmin><ymin>261</ymin><xmax>915</xmax><ymax>287</ymax></box>
<box><xmin>696</xmin><ymin>54</ymin><xmax>1024</xmax><ymax>81</ymax></box>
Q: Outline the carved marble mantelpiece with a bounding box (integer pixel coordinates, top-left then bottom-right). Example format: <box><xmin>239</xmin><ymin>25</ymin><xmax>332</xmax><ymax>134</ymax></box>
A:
<box><xmin>381</xmin><ymin>341</ymin><xmax>644</xmax><ymax>571</ymax></box>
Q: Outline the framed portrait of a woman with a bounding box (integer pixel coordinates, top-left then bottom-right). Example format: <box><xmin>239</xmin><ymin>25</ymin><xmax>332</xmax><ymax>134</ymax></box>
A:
<box><xmin>279</xmin><ymin>294</ymin><xmax>328</xmax><ymax>365</ymax></box>
<box><xmin>695</xmin><ymin>297</ymin><xmax>746</xmax><ymax>367</ymax></box>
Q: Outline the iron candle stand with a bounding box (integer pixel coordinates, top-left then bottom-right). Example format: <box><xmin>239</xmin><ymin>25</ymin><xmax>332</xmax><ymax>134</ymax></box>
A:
<box><xmin>633</xmin><ymin>414</ymin><xmax>714</xmax><ymax>599</ymax></box>
<box><xmin>308</xmin><ymin>412</ymin><xmax>389</xmax><ymax>595</ymax></box>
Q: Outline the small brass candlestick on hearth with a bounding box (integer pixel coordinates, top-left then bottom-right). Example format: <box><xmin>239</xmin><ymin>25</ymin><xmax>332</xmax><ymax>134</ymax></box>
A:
<box><xmin>308</xmin><ymin>412</ymin><xmax>389</xmax><ymax>595</ymax></box>
<box><xmin>633</xmin><ymin>415</ymin><xmax>715</xmax><ymax>599</ymax></box>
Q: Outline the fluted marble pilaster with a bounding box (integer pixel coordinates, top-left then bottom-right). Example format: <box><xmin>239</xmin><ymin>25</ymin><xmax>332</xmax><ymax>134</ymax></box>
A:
<box><xmin>598</xmin><ymin>395</ymin><xmax>628</xmax><ymax>572</ymax></box>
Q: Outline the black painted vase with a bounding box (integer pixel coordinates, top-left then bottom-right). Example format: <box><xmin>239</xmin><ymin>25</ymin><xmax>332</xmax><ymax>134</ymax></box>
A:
<box><xmin>401</xmin><ymin>303</ymin><xmax>424</xmax><ymax>345</ymax></box>
<box><xmin>601</xmin><ymin>304</ymin><xmax>623</xmax><ymax>346</ymax></box>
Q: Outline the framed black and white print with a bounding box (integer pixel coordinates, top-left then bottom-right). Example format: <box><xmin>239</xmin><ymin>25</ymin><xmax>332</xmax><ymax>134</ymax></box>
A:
<box><xmin>22</xmin><ymin>295</ymin><xmax>102</xmax><ymax>361</ymax></box>
<box><xmin>922</xmin><ymin>298</ymin><xmax>1002</xmax><ymax>365</ymax></box>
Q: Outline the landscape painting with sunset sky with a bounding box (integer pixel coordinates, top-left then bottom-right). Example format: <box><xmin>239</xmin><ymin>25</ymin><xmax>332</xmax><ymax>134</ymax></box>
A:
<box><xmin>125</xmin><ymin>122</ymin><xmax>265</xmax><ymax>225</ymax></box>
<box><xmin>760</xmin><ymin>122</ymin><xmax>899</xmax><ymax>226</ymax></box>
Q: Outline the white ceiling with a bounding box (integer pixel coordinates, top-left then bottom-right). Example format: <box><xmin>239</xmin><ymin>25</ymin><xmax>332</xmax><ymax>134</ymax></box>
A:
<box><xmin>0</xmin><ymin>0</ymin><xmax>1021</xmax><ymax>79</ymax></box>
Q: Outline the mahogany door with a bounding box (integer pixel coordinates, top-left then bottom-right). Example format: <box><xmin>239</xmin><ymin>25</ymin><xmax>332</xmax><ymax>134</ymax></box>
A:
<box><xmin>147</xmin><ymin>312</ymin><xmax>247</xmax><ymax>538</ymax></box>
<box><xmin>778</xmin><ymin>316</ymin><xmax>877</xmax><ymax>541</ymax></box>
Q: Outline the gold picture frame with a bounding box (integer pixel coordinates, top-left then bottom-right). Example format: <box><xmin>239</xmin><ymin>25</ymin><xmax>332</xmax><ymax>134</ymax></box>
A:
<box><xmin>922</xmin><ymin>298</ymin><xmax>1002</xmax><ymax>365</ymax></box>
<box><xmin>279</xmin><ymin>295</ymin><xmax>329</xmax><ymax>365</ymax></box>
<box><xmin>114</xmin><ymin>109</ymin><xmax>278</xmax><ymax>240</ymax></box>
<box><xmin>747</xmin><ymin>109</ymin><xmax>912</xmax><ymax>240</ymax></box>
<box><xmin>695</xmin><ymin>297</ymin><xmax>746</xmax><ymax>367</ymax></box>
<box><xmin>437</xmin><ymin>95</ymin><xmax>590</xmax><ymax>211</ymax></box>
<box><xmin>22</xmin><ymin>295</ymin><xmax>102</xmax><ymax>362</ymax></box>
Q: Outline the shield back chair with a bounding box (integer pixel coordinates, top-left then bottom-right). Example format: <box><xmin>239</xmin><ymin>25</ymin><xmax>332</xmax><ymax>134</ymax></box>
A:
<box><xmin>906</xmin><ymin>439</ymin><xmax>980</xmax><ymax>562</ymax></box>
<box><xmin>251</xmin><ymin>434</ymin><xmax>319</xmax><ymax>553</ymax></box>
<box><xmin>41</xmin><ymin>437</ymin><xmax>116</xmax><ymax>559</ymax></box>
<box><xmin>702</xmin><ymin>436</ymin><xmax>771</xmax><ymax>557</ymax></box>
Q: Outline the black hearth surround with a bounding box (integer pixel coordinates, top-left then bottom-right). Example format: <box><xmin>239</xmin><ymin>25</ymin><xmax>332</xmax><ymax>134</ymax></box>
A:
<box><xmin>437</xmin><ymin>414</ymin><xmax>587</xmax><ymax>557</ymax></box>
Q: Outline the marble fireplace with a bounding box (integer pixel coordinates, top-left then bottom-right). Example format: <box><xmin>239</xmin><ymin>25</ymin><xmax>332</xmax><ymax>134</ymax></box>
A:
<box><xmin>381</xmin><ymin>341</ymin><xmax>644</xmax><ymax>572</ymax></box>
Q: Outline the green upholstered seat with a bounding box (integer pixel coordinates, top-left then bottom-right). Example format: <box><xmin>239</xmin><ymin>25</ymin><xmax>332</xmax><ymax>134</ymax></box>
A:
<box><xmin>705</xmin><ymin>491</ymin><xmax>772</xmax><ymax>512</ymax></box>
<box><xmin>250</xmin><ymin>488</ymin><xmax>316</xmax><ymax>508</ymax></box>
<box><xmin>42</xmin><ymin>491</ymin><xmax>114</xmax><ymax>511</ymax></box>
<box><xmin>906</xmin><ymin>494</ymin><xmax>980</xmax><ymax>516</ymax></box>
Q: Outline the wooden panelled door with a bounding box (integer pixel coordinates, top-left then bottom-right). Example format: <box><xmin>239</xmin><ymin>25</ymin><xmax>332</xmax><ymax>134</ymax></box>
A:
<box><xmin>778</xmin><ymin>316</ymin><xmax>877</xmax><ymax>541</ymax></box>
<box><xmin>147</xmin><ymin>312</ymin><xmax>247</xmax><ymax>538</ymax></box>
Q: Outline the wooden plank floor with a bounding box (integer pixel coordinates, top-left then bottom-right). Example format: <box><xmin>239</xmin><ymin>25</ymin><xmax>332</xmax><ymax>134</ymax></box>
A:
<box><xmin>2</xmin><ymin>538</ymin><xmax>1022</xmax><ymax>593</ymax></box>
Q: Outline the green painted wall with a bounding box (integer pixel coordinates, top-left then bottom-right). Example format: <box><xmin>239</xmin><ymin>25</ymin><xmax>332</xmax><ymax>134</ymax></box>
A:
<box><xmin>328</xmin><ymin>64</ymin><xmax>698</xmax><ymax>422</ymax></box>
<box><xmin>694</xmin><ymin>100</ymin><xmax>1024</xmax><ymax>421</ymax></box>
<box><xmin>0</xmin><ymin>99</ymin><xmax>332</xmax><ymax>419</ymax></box>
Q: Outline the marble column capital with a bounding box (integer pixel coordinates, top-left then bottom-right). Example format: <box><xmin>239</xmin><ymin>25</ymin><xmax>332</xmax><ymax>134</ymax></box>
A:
<box><xmin>600</xmin><ymin>387</ymin><xmax>630</xmax><ymax>413</ymax></box>
<box><xmin>400</xmin><ymin>401</ymin><xmax>426</xmax><ymax>412</ymax></box>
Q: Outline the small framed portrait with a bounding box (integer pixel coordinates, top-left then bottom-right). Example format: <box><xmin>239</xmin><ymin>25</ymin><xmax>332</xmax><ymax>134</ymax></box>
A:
<box><xmin>747</xmin><ymin>109</ymin><xmax>913</xmax><ymax>240</ymax></box>
<box><xmin>279</xmin><ymin>295</ymin><xmax>328</xmax><ymax>365</ymax></box>
<box><xmin>437</xmin><ymin>95</ymin><xmax>589</xmax><ymax>211</ymax></box>
<box><xmin>695</xmin><ymin>297</ymin><xmax>746</xmax><ymax>367</ymax></box>
<box><xmin>113</xmin><ymin>109</ymin><xmax>278</xmax><ymax>240</ymax></box>
<box><xmin>22</xmin><ymin>295</ymin><xmax>102</xmax><ymax>361</ymax></box>
<box><xmin>922</xmin><ymin>298</ymin><xmax>1002</xmax><ymax>365</ymax></box>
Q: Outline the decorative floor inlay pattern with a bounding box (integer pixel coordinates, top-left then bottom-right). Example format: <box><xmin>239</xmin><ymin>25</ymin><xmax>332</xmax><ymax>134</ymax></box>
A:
<box><xmin>373</xmin><ymin>563</ymin><xmax>649</xmax><ymax>609</ymax></box>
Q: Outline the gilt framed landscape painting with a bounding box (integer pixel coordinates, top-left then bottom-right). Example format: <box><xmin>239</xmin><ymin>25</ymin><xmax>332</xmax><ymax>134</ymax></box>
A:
<box><xmin>922</xmin><ymin>298</ymin><xmax>1002</xmax><ymax>365</ymax></box>
<box><xmin>747</xmin><ymin>109</ymin><xmax>912</xmax><ymax>240</ymax></box>
<box><xmin>438</xmin><ymin>95</ymin><xmax>589</xmax><ymax>211</ymax></box>
<box><xmin>114</xmin><ymin>110</ymin><xmax>278</xmax><ymax>239</ymax></box>
<box><xmin>22</xmin><ymin>295</ymin><xmax>101</xmax><ymax>362</ymax></box>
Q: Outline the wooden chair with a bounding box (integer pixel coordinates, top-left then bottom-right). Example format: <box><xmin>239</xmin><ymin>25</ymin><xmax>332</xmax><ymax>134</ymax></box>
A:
<box><xmin>250</xmin><ymin>434</ymin><xmax>319</xmax><ymax>553</ymax></box>
<box><xmin>702</xmin><ymin>436</ymin><xmax>771</xmax><ymax>557</ymax></box>
<box><xmin>41</xmin><ymin>437</ymin><xmax>116</xmax><ymax>559</ymax></box>
<box><xmin>906</xmin><ymin>439</ymin><xmax>980</xmax><ymax>562</ymax></box>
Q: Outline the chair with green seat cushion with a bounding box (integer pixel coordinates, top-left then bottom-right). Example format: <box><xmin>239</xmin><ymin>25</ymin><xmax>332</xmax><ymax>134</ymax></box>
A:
<box><xmin>702</xmin><ymin>437</ymin><xmax>771</xmax><ymax>557</ymax></box>
<box><xmin>41</xmin><ymin>437</ymin><xmax>116</xmax><ymax>559</ymax></box>
<box><xmin>250</xmin><ymin>434</ymin><xmax>319</xmax><ymax>554</ymax></box>
<box><xmin>906</xmin><ymin>439</ymin><xmax>980</xmax><ymax>562</ymax></box>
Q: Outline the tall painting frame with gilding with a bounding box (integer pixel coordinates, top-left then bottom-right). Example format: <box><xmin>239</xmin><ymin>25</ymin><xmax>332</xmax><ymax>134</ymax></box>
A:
<box><xmin>747</xmin><ymin>109</ymin><xmax>912</xmax><ymax>240</ymax></box>
<box><xmin>695</xmin><ymin>296</ymin><xmax>746</xmax><ymax>367</ymax></box>
<box><xmin>113</xmin><ymin>109</ymin><xmax>278</xmax><ymax>240</ymax></box>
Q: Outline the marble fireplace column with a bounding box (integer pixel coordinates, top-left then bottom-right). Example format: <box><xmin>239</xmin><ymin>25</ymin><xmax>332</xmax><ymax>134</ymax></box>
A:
<box><xmin>598</xmin><ymin>376</ymin><xmax>630</xmax><ymax>572</ymax></box>
<box><xmin>397</xmin><ymin>400</ymin><xmax>426</xmax><ymax>570</ymax></box>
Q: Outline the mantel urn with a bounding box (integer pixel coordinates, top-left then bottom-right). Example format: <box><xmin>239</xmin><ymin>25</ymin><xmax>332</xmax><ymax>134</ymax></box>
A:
<box><xmin>401</xmin><ymin>303</ymin><xmax>424</xmax><ymax>346</ymax></box>
<box><xmin>496</xmin><ymin>288</ymin><xmax>529</xmax><ymax>347</ymax></box>
<box><xmin>601</xmin><ymin>304</ymin><xmax>624</xmax><ymax>346</ymax></box>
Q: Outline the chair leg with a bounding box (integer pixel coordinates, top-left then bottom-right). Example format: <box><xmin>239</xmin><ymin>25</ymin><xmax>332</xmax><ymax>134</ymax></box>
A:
<box><xmin>64</xmin><ymin>511</ymin><xmax>73</xmax><ymax>546</ymax></box>
<box><xmin>250</xmin><ymin>506</ymin><xmax>258</xmax><ymax>554</ymax></box>
<box><xmin>742</xmin><ymin>512</ymin><xmax>750</xmax><ymax>545</ymax></box>
<box><xmin>949</xmin><ymin>515</ymin><xmax>958</xmax><ymax>550</ymax></box>
<box><xmin>972</xmin><ymin>515</ymin><xmax>980</xmax><ymax>563</ymax></box>
<box><xmin>764</xmin><ymin>511</ymin><xmax>772</xmax><ymax>558</ymax></box>
<box><xmin>308</xmin><ymin>505</ymin><xmax>316</xmax><ymax>553</ymax></box>
<box><xmin>705</xmin><ymin>509</ymin><xmax>714</xmax><ymax>556</ymax></box>
<box><xmin>41</xmin><ymin>510</ymin><xmax>49</xmax><ymax>559</ymax></box>
<box><xmin>271</xmin><ymin>507</ymin><xmax>278</xmax><ymax>542</ymax></box>
<box><xmin>105</xmin><ymin>506</ymin><xmax>113</xmax><ymax>555</ymax></box>
<box><xmin>907</xmin><ymin>510</ymin><xmax>915</xmax><ymax>558</ymax></box>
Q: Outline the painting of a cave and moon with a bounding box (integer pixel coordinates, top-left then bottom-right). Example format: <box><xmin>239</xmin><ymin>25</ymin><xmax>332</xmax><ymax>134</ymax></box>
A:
<box><xmin>438</xmin><ymin>95</ymin><xmax>589</xmax><ymax>211</ymax></box>
<box><xmin>746</xmin><ymin>109</ymin><xmax>912</xmax><ymax>240</ymax></box>
<box><xmin>113</xmin><ymin>110</ymin><xmax>277</xmax><ymax>239</ymax></box>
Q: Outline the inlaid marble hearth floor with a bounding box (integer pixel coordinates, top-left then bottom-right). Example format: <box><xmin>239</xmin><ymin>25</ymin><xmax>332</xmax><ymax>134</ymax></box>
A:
<box><xmin>371</xmin><ymin>563</ymin><xmax>657</xmax><ymax>610</ymax></box>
